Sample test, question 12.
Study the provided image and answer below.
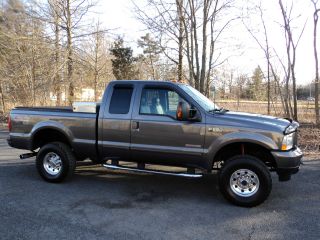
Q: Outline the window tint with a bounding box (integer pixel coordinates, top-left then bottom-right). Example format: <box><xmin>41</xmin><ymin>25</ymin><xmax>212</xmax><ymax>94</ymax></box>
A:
<box><xmin>140</xmin><ymin>88</ymin><xmax>186</xmax><ymax>118</ymax></box>
<box><xmin>109</xmin><ymin>87</ymin><xmax>133</xmax><ymax>114</ymax></box>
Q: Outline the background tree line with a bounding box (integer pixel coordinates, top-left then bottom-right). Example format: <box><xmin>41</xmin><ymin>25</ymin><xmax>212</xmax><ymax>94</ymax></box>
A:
<box><xmin>0</xmin><ymin>0</ymin><xmax>319</xmax><ymax>125</ymax></box>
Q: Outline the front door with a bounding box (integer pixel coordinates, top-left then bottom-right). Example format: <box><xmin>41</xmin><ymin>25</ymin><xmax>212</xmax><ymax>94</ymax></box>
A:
<box><xmin>131</xmin><ymin>86</ymin><xmax>206</xmax><ymax>167</ymax></box>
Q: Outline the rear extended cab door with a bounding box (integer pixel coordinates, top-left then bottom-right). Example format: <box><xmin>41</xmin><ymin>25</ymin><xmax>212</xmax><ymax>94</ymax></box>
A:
<box><xmin>98</xmin><ymin>82</ymin><xmax>136</xmax><ymax>161</ymax></box>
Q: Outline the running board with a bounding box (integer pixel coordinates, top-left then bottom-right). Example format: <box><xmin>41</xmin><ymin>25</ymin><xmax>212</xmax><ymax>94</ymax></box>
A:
<box><xmin>102</xmin><ymin>164</ymin><xmax>203</xmax><ymax>178</ymax></box>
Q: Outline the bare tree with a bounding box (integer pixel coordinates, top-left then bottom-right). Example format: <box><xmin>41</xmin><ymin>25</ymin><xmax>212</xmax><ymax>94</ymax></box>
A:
<box><xmin>133</xmin><ymin>0</ymin><xmax>236</xmax><ymax>93</ymax></box>
<box><xmin>85</xmin><ymin>21</ymin><xmax>112</xmax><ymax>101</ymax></box>
<box><xmin>133</xmin><ymin>0</ymin><xmax>185</xmax><ymax>81</ymax></box>
<box><xmin>279</xmin><ymin>0</ymin><xmax>306</xmax><ymax>121</ymax></box>
<box><xmin>242</xmin><ymin>1</ymin><xmax>271</xmax><ymax>114</ymax></box>
<box><xmin>311</xmin><ymin>0</ymin><xmax>320</xmax><ymax>125</ymax></box>
<box><xmin>182</xmin><ymin>0</ymin><xmax>236</xmax><ymax>93</ymax></box>
<box><xmin>176</xmin><ymin>0</ymin><xmax>184</xmax><ymax>81</ymax></box>
<box><xmin>47</xmin><ymin>0</ymin><xmax>94</xmax><ymax>105</ymax></box>
<box><xmin>47</xmin><ymin>1</ymin><xmax>62</xmax><ymax>106</ymax></box>
<box><xmin>0</xmin><ymin>83</ymin><xmax>5</xmax><ymax>114</ymax></box>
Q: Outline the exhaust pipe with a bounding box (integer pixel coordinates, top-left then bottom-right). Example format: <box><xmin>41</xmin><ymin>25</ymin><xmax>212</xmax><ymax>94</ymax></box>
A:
<box><xmin>20</xmin><ymin>152</ymin><xmax>37</xmax><ymax>159</ymax></box>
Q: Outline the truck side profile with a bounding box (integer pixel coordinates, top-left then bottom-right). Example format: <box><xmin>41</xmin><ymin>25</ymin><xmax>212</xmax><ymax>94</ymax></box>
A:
<box><xmin>7</xmin><ymin>80</ymin><xmax>303</xmax><ymax>207</ymax></box>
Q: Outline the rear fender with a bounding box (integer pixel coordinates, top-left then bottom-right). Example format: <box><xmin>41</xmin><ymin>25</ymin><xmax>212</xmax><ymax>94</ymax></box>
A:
<box><xmin>31</xmin><ymin>121</ymin><xmax>74</xmax><ymax>147</ymax></box>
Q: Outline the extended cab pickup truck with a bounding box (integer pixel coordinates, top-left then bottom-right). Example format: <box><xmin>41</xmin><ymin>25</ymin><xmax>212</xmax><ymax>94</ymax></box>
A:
<box><xmin>7</xmin><ymin>80</ymin><xmax>303</xmax><ymax>207</ymax></box>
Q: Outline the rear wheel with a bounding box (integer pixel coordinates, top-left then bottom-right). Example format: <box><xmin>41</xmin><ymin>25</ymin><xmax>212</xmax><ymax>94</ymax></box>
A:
<box><xmin>219</xmin><ymin>155</ymin><xmax>272</xmax><ymax>207</ymax></box>
<box><xmin>36</xmin><ymin>142</ymin><xmax>76</xmax><ymax>183</ymax></box>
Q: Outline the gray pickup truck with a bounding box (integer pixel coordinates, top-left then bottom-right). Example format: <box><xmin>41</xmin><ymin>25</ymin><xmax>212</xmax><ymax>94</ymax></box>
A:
<box><xmin>7</xmin><ymin>80</ymin><xmax>302</xmax><ymax>207</ymax></box>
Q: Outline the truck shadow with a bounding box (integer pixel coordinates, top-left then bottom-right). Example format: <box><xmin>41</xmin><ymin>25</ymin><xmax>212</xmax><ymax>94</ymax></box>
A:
<box><xmin>72</xmin><ymin>164</ymin><xmax>223</xmax><ymax>207</ymax></box>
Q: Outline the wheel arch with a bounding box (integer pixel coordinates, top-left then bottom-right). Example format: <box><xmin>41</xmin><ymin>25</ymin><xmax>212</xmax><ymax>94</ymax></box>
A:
<box><xmin>206</xmin><ymin>132</ymin><xmax>278</xmax><ymax>168</ymax></box>
<box><xmin>31</xmin><ymin>121</ymin><xmax>73</xmax><ymax>150</ymax></box>
<box><xmin>211</xmin><ymin>141</ymin><xmax>277</xmax><ymax>169</ymax></box>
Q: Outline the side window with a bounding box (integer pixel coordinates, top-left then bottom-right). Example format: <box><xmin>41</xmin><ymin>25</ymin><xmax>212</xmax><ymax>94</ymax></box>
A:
<box><xmin>140</xmin><ymin>88</ymin><xmax>186</xmax><ymax>118</ymax></box>
<box><xmin>109</xmin><ymin>87</ymin><xmax>133</xmax><ymax>114</ymax></box>
<box><xmin>168</xmin><ymin>91</ymin><xmax>180</xmax><ymax>111</ymax></box>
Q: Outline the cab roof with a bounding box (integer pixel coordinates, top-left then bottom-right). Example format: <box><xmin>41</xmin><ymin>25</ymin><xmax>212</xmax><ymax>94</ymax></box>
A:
<box><xmin>109</xmin><ymin>80</ymin><xmax>187</xmax><ymax>86</ymax></box>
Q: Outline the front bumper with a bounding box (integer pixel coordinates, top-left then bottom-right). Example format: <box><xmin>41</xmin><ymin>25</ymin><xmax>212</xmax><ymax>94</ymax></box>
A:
<box><xmin>271</xmin><ymin>147</ymin><xmax>303</xmax><ymax>180</ymax></box>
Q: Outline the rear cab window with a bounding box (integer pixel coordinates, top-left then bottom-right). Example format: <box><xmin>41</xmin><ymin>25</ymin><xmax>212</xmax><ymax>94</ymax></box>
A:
<box><xmin>109</xmin><ymin>86</ymin><xmax>133</xmax><ymax>114</ymax></box>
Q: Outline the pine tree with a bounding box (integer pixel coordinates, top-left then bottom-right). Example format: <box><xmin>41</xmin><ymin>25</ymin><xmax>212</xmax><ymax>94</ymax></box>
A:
<box><xmin>137</xmin><ymin>33</ymin><xmax>161</xmax><ymax>79</ymax></box>
<box><xmin>249</xmin><ymin>66</ymin><xmax>265</xmax><ymax>101</ymax></box>
<box><xmin>110</xmin><ymin>37</ymin><xmax>137</xmax><ymax>80</ymax></box>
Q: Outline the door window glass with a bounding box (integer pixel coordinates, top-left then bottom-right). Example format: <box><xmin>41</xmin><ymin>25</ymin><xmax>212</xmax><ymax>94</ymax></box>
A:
<box><xmin>140</xmin><ymin>88</ymin><xmax>186</xmax><ymax>118</ymax></box>
<box><xmin>109</xmin><ymin>87</ymin><xmax>133</xmax><ymax>114</ymax></box>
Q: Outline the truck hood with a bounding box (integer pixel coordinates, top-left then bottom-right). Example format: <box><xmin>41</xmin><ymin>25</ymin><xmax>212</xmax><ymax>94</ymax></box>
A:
<box><xmin>208</xmin><ymin>111</ymin><xmax>292</xmax><ymax>133</ymax></box>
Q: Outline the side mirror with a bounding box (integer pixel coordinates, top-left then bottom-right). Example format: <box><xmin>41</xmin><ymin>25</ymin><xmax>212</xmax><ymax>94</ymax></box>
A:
<box><xmin>176</xmin><ymin>102</ymin><xmax>199</xmax><ymax>121</ymax></box>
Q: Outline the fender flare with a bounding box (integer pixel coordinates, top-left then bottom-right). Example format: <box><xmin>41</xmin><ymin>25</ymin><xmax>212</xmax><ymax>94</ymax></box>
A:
<box><xmin>206</xmin><ymin>132</ymin><xmax>278</xmax><ymax>168</ymax></box>
<box><xmin>30</xmin><ymin>121</ymin><xmax>74</xmax><ymax>148</ymax></box>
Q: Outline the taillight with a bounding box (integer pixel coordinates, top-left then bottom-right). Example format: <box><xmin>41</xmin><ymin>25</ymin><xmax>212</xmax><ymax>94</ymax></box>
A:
<box><xmin>8</xmin><ymin>115</ymin><xmax>12</xmax><ymax>132</ymax></box>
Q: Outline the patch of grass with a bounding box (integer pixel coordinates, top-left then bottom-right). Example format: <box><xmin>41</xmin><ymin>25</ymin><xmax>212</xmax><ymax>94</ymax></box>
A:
<box><xmin>216</xmin><ymin>100</ymin><xmax>316</xmax><ymax>124</ymax></box>
<box><xmin>298</xmin><ymin>127</ymin><xmax>320</xmax><ymax>156</ymax></box>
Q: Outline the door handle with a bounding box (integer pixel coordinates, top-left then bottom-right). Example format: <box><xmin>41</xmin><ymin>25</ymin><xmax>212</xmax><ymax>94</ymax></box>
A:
<box><xmin>132</xmin><ymin>121</ymin><xmax>139</xmax><ymax>131</ymax></box>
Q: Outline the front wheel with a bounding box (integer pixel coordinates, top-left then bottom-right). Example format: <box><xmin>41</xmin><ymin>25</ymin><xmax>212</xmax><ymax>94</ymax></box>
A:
<box><xmin>36</xmin><ymin>142</ymin><xmax>76</xmax><ymax>183</ymax></box>
<box><xmin>219</xmin><ymin>155</ymin><xmax>272</xmax><ymax>207</ymax></box>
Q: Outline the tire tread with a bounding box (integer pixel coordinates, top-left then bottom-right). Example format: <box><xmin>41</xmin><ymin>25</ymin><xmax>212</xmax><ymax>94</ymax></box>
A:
<box><xmin>36</xmin><ymin>142</ymin><xmax>76</xmax><ymax>183</ymax></box>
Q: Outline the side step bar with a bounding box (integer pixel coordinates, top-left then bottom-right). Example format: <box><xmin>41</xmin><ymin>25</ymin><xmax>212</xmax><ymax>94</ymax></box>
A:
<box><xmin>103</xmin><ymin>163</ymin><xmax>203</xmax><ymax>178</ymax></box>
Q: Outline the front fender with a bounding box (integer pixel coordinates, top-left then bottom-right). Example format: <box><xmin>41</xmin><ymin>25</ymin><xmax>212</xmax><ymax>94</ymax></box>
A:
<box><xmin>205</xmin><ymin>131</ymin><xmax>278</xmax><ymax>168</ymax></box>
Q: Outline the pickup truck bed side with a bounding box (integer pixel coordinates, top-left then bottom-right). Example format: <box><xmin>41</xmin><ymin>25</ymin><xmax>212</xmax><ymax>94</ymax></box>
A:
<box><xmin>8</xmin><ymin>108</ymin><xmax>97</xmax><ymax>160</ymax></box>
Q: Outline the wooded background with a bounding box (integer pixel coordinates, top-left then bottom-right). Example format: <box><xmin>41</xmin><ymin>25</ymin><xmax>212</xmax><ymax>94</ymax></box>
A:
<box><xmin>0</xmin><ymin>0</ymin><xmax>319</xmax><ymax>125</ymax></box>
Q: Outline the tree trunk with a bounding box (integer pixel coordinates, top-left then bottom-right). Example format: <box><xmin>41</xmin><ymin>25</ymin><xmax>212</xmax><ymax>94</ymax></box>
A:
<box><xmin>291</xmin><ymin>63</ymin><xmax>298</xmax><ymax>120</ymax></box>
<box><xmin>270</xmin><ymin>64</ymin><xmax>286</xmax><ymax>116</ymax></box>
<box><xmin>32</xmin><ymin>48</ymin><xmax>36</xmax><ymax>106</ymax></box>
<box><xmin>66</xmin><ymin>0</ymin><xmax>74</xmax><ymax>105</ymax></box>
<box><xmin>313</xmin><ymin>7</ymin><xmax>319</xmax><ymax>126</ymax></box>
<box><xmin>181</xmin><ymin>5</ymin><xmax>194</xmax><ymax>86</ymax></box>
<box><xmin>0</xmin><ymin>83</ymin><xmax>5</xmax><ymax>114</ymax></box>
<box><xmin>199</xmin><ymin>0</ymin><xmax>209</xmax><ymax>93</ymax></box>
<box><xmin>94</xmin><ymin>70</ymin><xmax>98</xmax><ymax>102</ymax></box>
<box><xmin>267</xmin><ymin>62</ymin><xmax>270</xmax><ymax>114</ymax></box>
<box><xmin>279</xmin><ymin>0</ymin><xmax>294</xmax><ymax>119</ymax></box>
<box><xmin>176</xmin><ymin>0</ymin><xmax>183</xmax><ymax>82</ymax></box>
<box><xmin>94</xmin><ymin>31</ymin><xmax>99</xmax><ymax>102</ymax></box>
<box><xmin>189</xmin><ymin>0</ymin><xmax>200</xmax><ymax>90</ymax></box>
<box><xmin>54</xmin><ymin>8</ymin><xmax>61</xmax><ymax>106</ymax></box>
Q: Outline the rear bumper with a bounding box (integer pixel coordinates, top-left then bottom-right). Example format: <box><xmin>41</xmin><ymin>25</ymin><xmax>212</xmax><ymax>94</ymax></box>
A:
<box><xmin>271</xmin><ymin>147</ymin><xmax>303</xmax><ymax>179</ymax></box>
<box><xmin>7</xmin><ymin>134</ymin><xmax>32</xmax><ymax>150</ymax></box>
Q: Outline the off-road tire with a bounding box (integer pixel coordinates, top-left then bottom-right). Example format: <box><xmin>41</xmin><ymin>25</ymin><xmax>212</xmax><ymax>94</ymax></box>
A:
<box><xmin>219</xmin><ymin>155</ymin><xmax>272</xmax><ymax>207</ymax></box>
<box><xmin>36</xmin><ymin>142</ymin><xmax>76</xmax><ymax>183</ymax></box>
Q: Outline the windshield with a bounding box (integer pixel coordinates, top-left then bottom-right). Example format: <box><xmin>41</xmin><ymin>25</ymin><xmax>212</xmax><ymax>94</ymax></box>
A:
<box><xmin>179</xmin><ymin>84</ymin><xmax>218</xmax><ymax>111</ymax></box>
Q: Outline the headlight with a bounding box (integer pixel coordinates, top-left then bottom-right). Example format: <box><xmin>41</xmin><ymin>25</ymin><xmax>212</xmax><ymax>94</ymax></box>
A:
<box><xmin>281</xmin><ymin>133</ymin><xmax>294</xmax><ymax>150</ymax></box>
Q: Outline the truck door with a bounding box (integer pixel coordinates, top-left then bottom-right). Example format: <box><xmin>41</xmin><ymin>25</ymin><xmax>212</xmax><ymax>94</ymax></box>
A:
<box><xmin>101</xmin><ymin>84</ymin><xmax>134</xmax><ymax>161</ymax></box>
<box><xmin>130</xmin><ymin>85</ymin><xmax>206</xmax><ymax>167</ymax></box>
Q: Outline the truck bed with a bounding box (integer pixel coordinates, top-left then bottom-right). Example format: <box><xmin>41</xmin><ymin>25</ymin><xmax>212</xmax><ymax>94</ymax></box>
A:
<box><xmin>9</xmin><ymin>107</ymin><xmax>98</xmax><ymax>160</ymax></box>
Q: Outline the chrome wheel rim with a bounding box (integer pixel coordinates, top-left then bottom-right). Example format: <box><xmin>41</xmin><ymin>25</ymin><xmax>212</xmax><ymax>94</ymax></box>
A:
<box><xmin>230</xmin><ymin>169</ymin><xmax>260</xmax><ymax>197</ymax></box>
<box><xmin>43</xmin><ymin>152</ymin><xmax>62</xmax><ymax>176</ymax></box>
